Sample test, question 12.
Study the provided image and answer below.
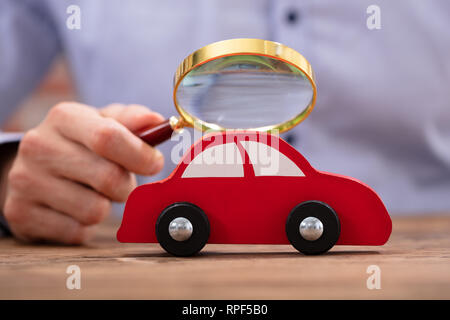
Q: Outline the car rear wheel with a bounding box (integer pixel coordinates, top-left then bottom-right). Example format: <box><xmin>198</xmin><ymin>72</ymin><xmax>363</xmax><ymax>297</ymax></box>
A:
<box><xmin>156</xmin><ymin>202</ymin><xmax>210</xmax><ymax>256</ymax></box>
<box><xmin>286</xmin><ymin>200</ymin><xmax>340</xmax><ymax>255</ymax></box>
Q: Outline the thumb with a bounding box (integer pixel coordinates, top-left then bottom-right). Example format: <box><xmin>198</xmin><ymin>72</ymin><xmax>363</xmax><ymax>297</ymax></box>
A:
<box><xmin>100</xmin><ymin>104</ymin><xmax>165</xmax><ymax>132</ymax></box>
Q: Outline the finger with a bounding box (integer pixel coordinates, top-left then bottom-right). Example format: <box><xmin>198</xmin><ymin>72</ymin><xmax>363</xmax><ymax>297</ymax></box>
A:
<box><xmin>100</xmin><ymin>104</ymin><xmax>165</xmax><ymax>132</ymax></box>
<box><xmin>10</xmin><ymin>167</ymin><xmax>112</xmax><ymax>225</ymax></box>
<box><xmin>4</xmin><ymin>196</ymin><xmax>95</xmax><ymax>245</ymax></box>
<box><xmin>47</xmin><ymin>102</ymin><xmax>164</xmax><ymax>175</ymax></box>
<box><xmin>98</xmin><ymin>103</ymin><xmax>125</xmax><ymax>119</ymax></box>
<box><xmin>18</xmin><ymin>127</ymin><xmax>137</xmax><ymax>201</ymax></box>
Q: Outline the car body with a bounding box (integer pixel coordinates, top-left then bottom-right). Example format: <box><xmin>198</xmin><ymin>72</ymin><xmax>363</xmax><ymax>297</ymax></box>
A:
<box><xmin>117</xmin><ymin>131</ymin><xmax>392</xmax><ymax>252</ymax></box>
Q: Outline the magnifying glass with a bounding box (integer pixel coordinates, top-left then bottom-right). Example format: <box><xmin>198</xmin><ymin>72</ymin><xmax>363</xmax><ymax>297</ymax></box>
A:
<box><xmin>137</xmin><ymin>38</ymin><xmax>317</xmax><ymax>146</ymax></box>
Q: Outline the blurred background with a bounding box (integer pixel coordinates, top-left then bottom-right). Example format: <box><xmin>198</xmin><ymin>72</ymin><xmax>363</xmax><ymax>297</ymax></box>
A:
<box><xmin>1</xmin><ymin>58</ymin><xmax>74</xmax><ymax>132</ymax></box>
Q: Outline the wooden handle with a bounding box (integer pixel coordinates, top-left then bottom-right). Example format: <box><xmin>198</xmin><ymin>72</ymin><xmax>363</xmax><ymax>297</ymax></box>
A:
<box><xmin>137</xmin><ymin>119</ymin><xmax>174</xmax><ymax>146</ymax></box>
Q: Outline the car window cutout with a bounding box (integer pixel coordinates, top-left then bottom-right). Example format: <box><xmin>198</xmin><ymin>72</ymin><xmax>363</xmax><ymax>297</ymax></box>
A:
<box><xmin>182</xmin><ymin>143</ymin><xmax>244</xmax><ymax>178</ymax></box>
<box><xmin>240</xmin><ymin>140</ymin><xmax>304</xmax><ymax>177</ymax></box>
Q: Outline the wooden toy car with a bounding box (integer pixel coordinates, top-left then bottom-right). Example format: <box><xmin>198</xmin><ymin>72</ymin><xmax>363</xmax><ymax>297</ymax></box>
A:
<box><xmin>117</xmin><ymin>131</ymin><xmax>392</xmax><ymax>256</ymax></box>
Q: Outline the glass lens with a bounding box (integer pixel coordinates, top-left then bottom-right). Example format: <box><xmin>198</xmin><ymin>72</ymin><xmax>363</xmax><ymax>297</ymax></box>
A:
<box><xmin>175</xmin><ymin>54</ymin><xmax>314</xmax><ymax>130</ymax></box>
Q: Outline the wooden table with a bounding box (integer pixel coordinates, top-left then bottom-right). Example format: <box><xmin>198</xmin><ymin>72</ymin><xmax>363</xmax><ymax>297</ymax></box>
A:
<box><xmin>0</xmin><ymin>216</ymin><xmax>449</xmax><ymax>299</ymax></box>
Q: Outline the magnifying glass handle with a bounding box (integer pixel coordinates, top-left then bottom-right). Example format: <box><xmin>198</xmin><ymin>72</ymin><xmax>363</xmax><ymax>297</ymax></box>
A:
<box><xmin>137</xmin><ymin>118</ymin><xmax>174</xmax><ymax>147</ymax></box>
<box><xmin>136</xmin><ymin>116</ymin><xmax>184</xmax><ymax>146</ymax></box>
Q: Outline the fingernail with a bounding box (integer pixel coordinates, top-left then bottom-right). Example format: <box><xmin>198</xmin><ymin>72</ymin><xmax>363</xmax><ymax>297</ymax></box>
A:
<box><xmin>153</xmin><ymin>149</ymin><xmax>164</xmax><ymax>172</ymax></box>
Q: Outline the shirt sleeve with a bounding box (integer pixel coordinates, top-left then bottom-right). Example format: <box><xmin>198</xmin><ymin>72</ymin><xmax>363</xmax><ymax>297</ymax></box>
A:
<box><xmin>0</xmin><ymin>134</ymin><xmax>21</xmax><ymax>237</ymax></box>
<box><xmin>0</xmin><ymin>132</ymin><xmax>23</xmax><ymax>145</ymax></box>
<box><xmin>0</xmin><ymin>0</ymin><xmax>61</xmax><ymax>125</ymax></box>
<box><xmin>0</xmin><ymin>213</ymin><xmax>12</xmax><ymax>237</ymax></box>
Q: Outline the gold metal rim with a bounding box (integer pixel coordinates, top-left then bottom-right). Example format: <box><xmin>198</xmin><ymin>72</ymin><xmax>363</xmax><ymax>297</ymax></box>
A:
<box><xmin>172</xmin><ymin>38</ymin><xmax>317</xmax><ymax>133</ymax></box>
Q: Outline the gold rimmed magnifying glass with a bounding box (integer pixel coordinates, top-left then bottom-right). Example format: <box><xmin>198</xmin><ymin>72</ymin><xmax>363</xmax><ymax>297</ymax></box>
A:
<box><xmin>138</xmin><ymin>38</ymin><xmax>317</xmax><ymax>146</ymax></box>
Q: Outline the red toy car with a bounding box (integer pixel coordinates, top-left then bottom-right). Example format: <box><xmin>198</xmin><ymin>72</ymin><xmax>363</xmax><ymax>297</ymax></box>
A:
<box><xmin>117</xmin><ymin>131</ymin><xmax>392</xmax><ymax>256</ymax></box>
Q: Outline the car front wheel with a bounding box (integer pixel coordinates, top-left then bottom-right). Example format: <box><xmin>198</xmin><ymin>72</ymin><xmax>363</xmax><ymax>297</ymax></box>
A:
<box><xmin>156</xmin><ymin>202</ymin><xmax>210</xmax><ymax>256</ymax></box>
<box><xmin>286</xmin><ymin>200</ymin><xmax>340</xmax><ymax>255</ymax></box>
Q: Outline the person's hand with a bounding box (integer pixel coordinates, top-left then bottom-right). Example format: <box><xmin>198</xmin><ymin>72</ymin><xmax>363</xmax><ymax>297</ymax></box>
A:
<box><xmin>3</xmin><ymin>102</ymin><xmax>164</xmax><ymax>244</ymax></box>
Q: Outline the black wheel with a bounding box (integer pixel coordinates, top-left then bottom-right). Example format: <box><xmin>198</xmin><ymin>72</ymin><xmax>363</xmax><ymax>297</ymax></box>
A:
<box><xmin>156</xmin><ymin>202</ymin><xmax>210</xmax><ymax>256</ymax></box>
<box><xmin>286</xmin><ymin>200</ymin><xmax>340</xmax><ymax>255</ymax></box>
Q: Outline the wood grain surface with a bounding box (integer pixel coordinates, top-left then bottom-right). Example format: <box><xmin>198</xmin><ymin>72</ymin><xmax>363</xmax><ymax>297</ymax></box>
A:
<box><xmin>0</xmin><ymin>215</ymin><xmax>449</xmax><ymax>299</ymax></box>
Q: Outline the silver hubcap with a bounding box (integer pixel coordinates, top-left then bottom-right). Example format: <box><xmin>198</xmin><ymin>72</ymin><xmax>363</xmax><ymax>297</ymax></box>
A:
<box><xmin>299</xmin><ymin>217</ymin><xmax>323</xmax><ymax>241</ymax></box>
<box><xmin>168</xmin><ymin>217</ymin><xmax>193</xmax><ymax>241</ymax></box>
